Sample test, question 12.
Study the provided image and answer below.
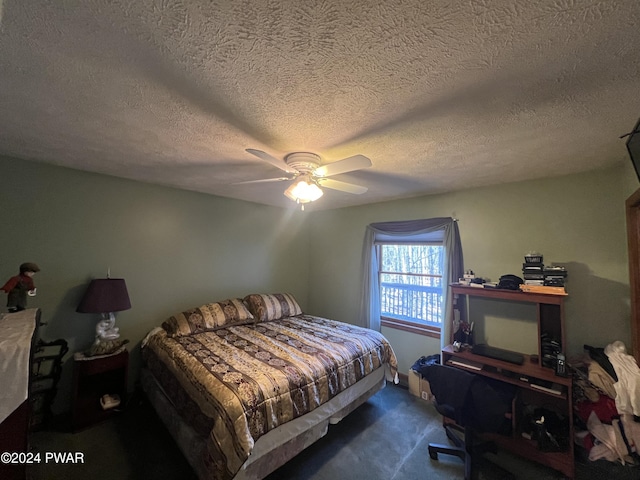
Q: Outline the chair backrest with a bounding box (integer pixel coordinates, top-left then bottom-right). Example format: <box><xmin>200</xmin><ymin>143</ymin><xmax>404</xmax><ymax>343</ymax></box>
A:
<box><xmin>421</xmin><ymin>364</ymin><xmax>476</xmax><ymax>425</ymax></box>
<box><xmin>421</xmin><ymin>364</ymin><xmax>515</xmax><ymax>434</ymax></box>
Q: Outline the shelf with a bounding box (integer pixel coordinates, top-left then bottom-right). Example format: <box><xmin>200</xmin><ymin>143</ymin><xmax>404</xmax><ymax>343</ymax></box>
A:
<box><xmin>443</xmin><ymin>346</ymin><xmax>570</xmax><ymax>398</ymax></box>
<box><xmin>445</xmin><ymin>283</ymin><xmax>574</xmax><ymax>479</ymax></box>
<box><xmin>485</xmin><ymin>433</ymin><xmax>574</xmax><ymax>479</ymax></box>
<box><xmin>450</xmin><ymin>284</ymin><xmax>567</xmax><ymax>366</ymax></box>
<box><xmin>451</xmin><ymin>284</ymin><xmax>566</xmax><ymax>305</ymax></box>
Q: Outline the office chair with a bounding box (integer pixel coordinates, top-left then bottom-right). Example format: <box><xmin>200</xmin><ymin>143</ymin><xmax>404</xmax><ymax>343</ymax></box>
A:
<box><xmin>421</xmin><ymin>364</ymin><xmax>516</xmax><ymax>480</ymax></box>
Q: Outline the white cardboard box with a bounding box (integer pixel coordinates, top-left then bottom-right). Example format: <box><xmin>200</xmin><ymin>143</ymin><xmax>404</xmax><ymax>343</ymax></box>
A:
<box><xmin>408</xmin><ymin>369</ymin><xmax>433</xmax><ymax>401</ymax></box>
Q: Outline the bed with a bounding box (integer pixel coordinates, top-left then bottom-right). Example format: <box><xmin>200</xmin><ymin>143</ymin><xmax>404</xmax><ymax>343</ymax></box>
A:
<box><xmin>141</xmin><ymin>293</ymin><xmax>398</xmax><ymax>480</ymax></box>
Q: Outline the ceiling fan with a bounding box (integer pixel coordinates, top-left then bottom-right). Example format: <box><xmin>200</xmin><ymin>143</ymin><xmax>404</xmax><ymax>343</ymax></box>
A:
<box><xmin>235</xmin><ymin>149</ymin><xmax>372</xmax><ymax>209</ymax></box>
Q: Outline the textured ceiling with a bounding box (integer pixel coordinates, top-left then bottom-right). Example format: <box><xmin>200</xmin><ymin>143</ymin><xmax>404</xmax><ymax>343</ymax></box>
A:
<box><xmin>0</xmin><ymin>0</ymin><xmax>639</xmax><ymax>210</ymax></box>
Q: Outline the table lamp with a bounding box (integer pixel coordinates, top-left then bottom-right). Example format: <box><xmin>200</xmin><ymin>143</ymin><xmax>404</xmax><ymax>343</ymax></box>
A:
<box><xmin>77</xmin><ymin>277</ymin><xmax>131</xmax><ymax>351</ymax></box>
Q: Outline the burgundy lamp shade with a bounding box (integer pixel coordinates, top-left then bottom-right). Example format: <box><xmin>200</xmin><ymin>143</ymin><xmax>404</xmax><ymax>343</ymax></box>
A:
<box><xmin>76</xmin><ymin>278</ymin><xmax>131</xmax><ymax>313</ymax></box>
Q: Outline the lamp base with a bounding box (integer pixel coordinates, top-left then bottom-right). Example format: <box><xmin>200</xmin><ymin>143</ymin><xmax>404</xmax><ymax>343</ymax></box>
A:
<box><xmin>85</xmin><ymin>338</ymin><xmax>129</xmax><ymax>357</ymax></box>
<box><xmin>96</xmin><ymin>312</ymin><xmax>120</xmax><ymax>342</ymax></box>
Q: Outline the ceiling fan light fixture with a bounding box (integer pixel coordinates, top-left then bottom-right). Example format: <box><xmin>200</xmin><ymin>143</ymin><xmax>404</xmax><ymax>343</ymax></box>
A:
<box><xmin>242</xmin><ymin>149</ymin><xmax>372</xmax><ymax>208</ymax></box>
<box><xmin>284</xmin><ymin>175</ymin><xmax>323</xmax><ymax>204</ymax></box>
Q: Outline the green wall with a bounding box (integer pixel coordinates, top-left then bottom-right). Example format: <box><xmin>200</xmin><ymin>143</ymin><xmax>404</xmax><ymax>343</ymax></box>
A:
<box><xmin>308</xmin><ymin>165</ymin><xmax>636</xmax><ymax>375</ymax></box>
<box><xmin>2</xmin><ymin>154</ymin><xmax>637</xmax><ymax>412</ymax></box>
<box><xmin>0</xmin><ymin>156</ymin><xmax>310</xmax><ymax>412</ymax></box>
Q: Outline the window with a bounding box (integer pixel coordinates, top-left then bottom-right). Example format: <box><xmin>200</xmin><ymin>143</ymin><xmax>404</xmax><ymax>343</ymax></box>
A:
<box><xmin>360</xmin><ymin>218</ymin><xmax>461</xmax><ymax>343</ymax></box>
<box><xmin>378</xmin><ymin>242</ymin><xmax>444</xmax><ymax>337</ymax></box>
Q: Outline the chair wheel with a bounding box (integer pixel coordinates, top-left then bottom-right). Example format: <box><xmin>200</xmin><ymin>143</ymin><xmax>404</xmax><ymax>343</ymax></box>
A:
<box><xmin>428</xmin><ymin>447</ymin><xmax>438</xmax><ymax>460</ymax></box>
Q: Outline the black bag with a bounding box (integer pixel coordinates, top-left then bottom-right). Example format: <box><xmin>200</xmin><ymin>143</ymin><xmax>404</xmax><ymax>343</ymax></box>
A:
<box><xmin>498</xmin><ymin>274</ymin><xmax>524</xmax><ymax>290</ymax></box>
<box><xmin>411</xmin><ymin>354</ymin><xmax>440</xmax><ymax>374</ymax></box>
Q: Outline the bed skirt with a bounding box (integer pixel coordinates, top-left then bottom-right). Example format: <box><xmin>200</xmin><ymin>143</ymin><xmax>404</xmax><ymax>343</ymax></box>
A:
<box><xmin>141</xmin><ymin>366</ymin><xmax>386</xmax><ymax>479</ymax></box>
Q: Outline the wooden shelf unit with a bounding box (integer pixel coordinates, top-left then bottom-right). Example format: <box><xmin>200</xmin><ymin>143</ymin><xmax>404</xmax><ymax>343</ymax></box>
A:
<box><xmin>445</xmin><ymin>285</ymin><xmax>574</xmax><ymax>479</ymax></box>
<box><xmin>451</xmin><ymin>285</ymin><xmax>566</xmax><ymax>367</ymax></box>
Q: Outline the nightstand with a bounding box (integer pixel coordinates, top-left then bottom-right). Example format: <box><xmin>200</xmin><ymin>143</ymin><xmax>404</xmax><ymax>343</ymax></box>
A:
<box><xmin>71</xmin><ymin>349</ymin><xmax>128</xmax><ymax>431</ymax></box>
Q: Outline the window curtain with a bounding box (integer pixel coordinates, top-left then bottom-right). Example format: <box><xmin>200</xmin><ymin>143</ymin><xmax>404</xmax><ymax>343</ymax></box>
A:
<box><xmin>359</xmin><ymin>217</ymin><xmax>463</xmax><ymax>351</ymax></box>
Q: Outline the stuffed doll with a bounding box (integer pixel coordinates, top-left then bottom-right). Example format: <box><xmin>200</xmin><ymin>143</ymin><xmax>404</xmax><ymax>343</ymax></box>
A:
<box><xmin>1</xmin><ymin>262</ymin><xmax>40</xmax><ymax>312</ymax></box>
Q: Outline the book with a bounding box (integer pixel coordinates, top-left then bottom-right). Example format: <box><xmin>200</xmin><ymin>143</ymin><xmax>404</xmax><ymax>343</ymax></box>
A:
<box><xmin>523</xmin><ymin>273</ymin><xmax>545</xmax><ymax>280</ymax></box>
<box><xmin>522</xmin><ymin>262</ymin><xmax>543</xmax><ymax>269</ymax></box>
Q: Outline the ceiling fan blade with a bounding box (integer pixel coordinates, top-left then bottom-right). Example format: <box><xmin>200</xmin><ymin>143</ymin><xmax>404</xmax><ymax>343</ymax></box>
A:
<box><xmin>314</xmin><ymin>155</ymin><xmax>372</xmax><ymax>177</ymax></box>
<box><xmin>246</xmin><ymin>149</ymin><xmax>298</xmax><ymax>174</ymax></box>
<box><xmin>232</xmin><ymin>177</ymin><xmax>291</xmax><ymax>185</ymax></box>
<box><xmin>318</xmin><ymin>178</ymin><xmax>368</xmax><ymax>195</ymax></box>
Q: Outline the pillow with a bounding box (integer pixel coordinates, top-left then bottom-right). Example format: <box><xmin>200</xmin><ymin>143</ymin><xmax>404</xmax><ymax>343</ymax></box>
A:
<box><xmin>243</xmin><ymin>293</ymin><xmax>303</xmax><ymax>323</ymax></box>
<box><xmin>162</xmin><ymin>298</ymin><xmax>254</xmax><ymax>337</ymax></box>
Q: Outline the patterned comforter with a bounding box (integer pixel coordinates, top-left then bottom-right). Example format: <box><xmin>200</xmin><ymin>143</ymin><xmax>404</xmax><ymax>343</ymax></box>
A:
<box><xmin>142</xmin><ymin>314</ymin><xmax>398</xmax><ymax>480</ymax></box>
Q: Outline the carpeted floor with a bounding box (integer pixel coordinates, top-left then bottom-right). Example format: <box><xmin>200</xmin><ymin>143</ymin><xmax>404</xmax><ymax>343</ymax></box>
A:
<box><xmin>27</xmin><ymin>383</ymin><xmax>639</xmax><ymax>480</ymax></box>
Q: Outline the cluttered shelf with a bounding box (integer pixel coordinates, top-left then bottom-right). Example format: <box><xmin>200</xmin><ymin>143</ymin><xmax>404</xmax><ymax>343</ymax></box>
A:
<box><xmin>486</xmin><ymin>431</ymin><xmax>575</xmax><ymax>474</ymax></box>
<box><xmin>456</xmin><ymin>253</ymin><xmax>568</xmax><ymax>296</ymax></box>
<box><xmin>445</xmin><ymin>263</ymin><xmax>574</xmax><ymax>479</ymax></box>
<box><xmin>441</xmin><ymin>345</ymin><xmax>574</xmax><ymax>479</ymax></box>
<box><xmin>450</xmin><ymin>284</ymin><xmax>565</xmax><ymax>304</ymax></box>
<box><xmin>442</xmin><ymin>346</ymin><xmax>571</xmax><ymax>399</ymax></box>
<box><xmin>450</xmin><ymin>281</ymin><xmax>567</xmax><ymax>369</ymax></box>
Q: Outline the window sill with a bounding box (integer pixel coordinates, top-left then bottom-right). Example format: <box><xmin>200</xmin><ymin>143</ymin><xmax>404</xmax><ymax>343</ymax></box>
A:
<box><xmin>380</xmin><ymin>317</ymin><xmax>441</xmax><ymax>339</ymax></box>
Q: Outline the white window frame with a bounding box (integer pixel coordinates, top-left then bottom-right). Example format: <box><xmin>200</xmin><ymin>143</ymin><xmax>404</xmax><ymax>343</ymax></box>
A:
<box><xmin>376</xmin><ymin>241</ymin><xmax>444</xmax><ymax>339</ymax></box>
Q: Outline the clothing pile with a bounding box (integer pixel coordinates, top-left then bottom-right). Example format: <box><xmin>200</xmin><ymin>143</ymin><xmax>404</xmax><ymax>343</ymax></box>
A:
<box><xmin>574</xmin><ymin>341</ymin><xmax>640</xmax><ymax>465</ymax></box>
